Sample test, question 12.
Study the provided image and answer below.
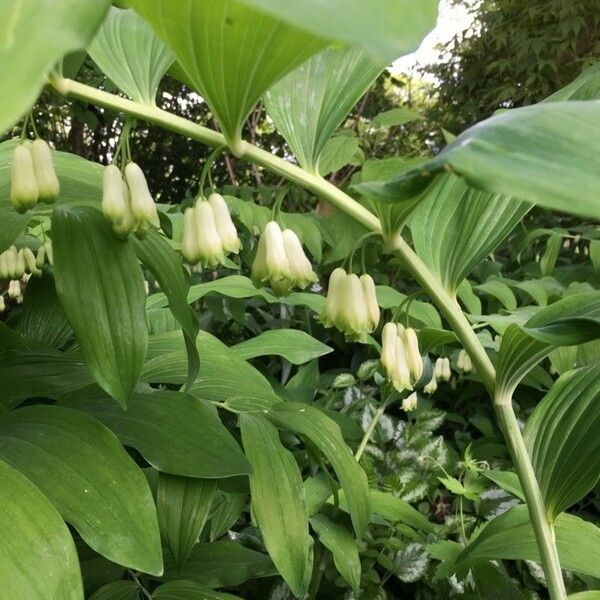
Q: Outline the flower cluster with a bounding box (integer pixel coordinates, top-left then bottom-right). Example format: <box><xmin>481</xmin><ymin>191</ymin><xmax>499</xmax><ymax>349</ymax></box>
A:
<box><xmin>0</xmin><ymin>244</ymin><xmax>49</xmax><ymax>280</ymax></box>
<box><xmin>181</xmin><ymin>193</ymin><xmax>241</xmax><ymax>268</ymax></box>
<box><xmin>102</xmin><ymin>163</ymin><xmax>159</xmax><ymax>238</ymax></box>
<box><xmin>320</xmin><ymin>268</ymin><xmax>379</xmax><ymax>341</ymax></box>
<box><xmin>11</xmin><ymin>140</ymin><xmax>60</xmax><ymax>212</ymax></box>
<box><xmin>423</xmin><ymin>356</ymin><xmax>452</xmax><ymax>395</ymax></box>
<box><xmin>457</xmin><ymin>349</ymin><xmax>473</xmax><ymax>373</ymax></box>
<box><xmin>380</xmin><ymin>322</ymin><xmax>423</xmax><ymax>392</ymax></box>
<box><xmin>251</xmin><ymin>221</ymin><xmax>317</xmax><ymax>296</ymax></box>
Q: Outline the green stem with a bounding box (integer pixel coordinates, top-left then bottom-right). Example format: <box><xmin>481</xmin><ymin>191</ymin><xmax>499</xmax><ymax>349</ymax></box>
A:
<box><xmin>495</xmin><ymin>400</ymin><xmax>566</xmax><ymax>600</ymax></box>
<box><xmin>355</xmin><ymin>398</ymin><xmax>389</xmax><ymax>461</ymax></box>
<box><xmin>52</xmin><ymin>76</ymin><xmax>566</xmax><ymax>597</ymax></box>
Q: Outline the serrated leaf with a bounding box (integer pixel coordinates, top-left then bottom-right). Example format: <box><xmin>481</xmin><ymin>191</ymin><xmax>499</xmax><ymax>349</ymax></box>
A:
<box><xmin>240</xmin><ymin>414</ymin><xmax>313</xmax><ymax>597</ymax></box>
<box><xmin>410</xmin><ymin>174</ymin><xmax>530</xmax><ymax>295</ymax></box>
<box><xmin>52</xmin><ymin>206</ymin><xmax>147</xmax><ymax>408</ymax></box>
<box><xmin>265</xmin><ymin>45</ymin><xmax>384</xmax><ymax>173</ymax></box>
<box><xmin>157</xmin><ymin>474</ymin><xmax>216</xmax><ymax>573</ymax></box>
<box><xmin>524</xmin><ymin>366</ymin><xmax>600</xmax><ymax>520</ymax></box>
<box><xmin>0</xmin><ymin>0</ymin><xmax>110</xmax><ymax>133</ymax></box>
<box><xmin>89</xmin><ymin>7</ymin><xmax>173</xmax><ymax>105</ymax></box>
<box><xmin>129</xmin><ymin>0</ymin><xmax>326</xmax><ymax>149</ymax></box>
<box><xmin>232</xmin><ymin>329</ymin><xmax>332</xmax><ymax>365</ymax></box>
<box><xmin>317</xmin><ymin>133</ymin><xmax>364</xmax><ymax>177</ymax></box>
<box><xmin>61</xmin><ymin>386</ymin><xmax>250</xmax><ymax>478</ymax></box>
<box><xmin>373</xmin><ymin>107</ymin><xmax>423</xmax><ymax>128</ymax></box>
<box><xmin>0</xmin><ymin>405</ymin><xmax>162</xmax><ymax>574</ymax></box>
<box><xmin>0</xmin><ymin>458</ymin><xmax>84</xmax><ymax>600</ymax></box>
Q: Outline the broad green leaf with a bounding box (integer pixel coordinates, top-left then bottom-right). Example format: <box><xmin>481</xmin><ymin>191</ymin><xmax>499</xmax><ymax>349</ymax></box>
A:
<box><xmin>157</xmin><ymin>474</ymin><xmax>217</xmax><ymax>573</ymax></box>
<box><xmin>480</xmin><ymin>470</ymin><xmax>525</xmax><ymax>501</ymax></box>
<box><xmin>62</xmin><ymin>386</ymin><xmax>250</xmax><ymax>478</ymax></box>
<box><xmin>457</xmin><ymin>279</ymin><xmax>481</xmax><ymax>315</ymax></box>
<box><xmin>236</xmin><ymin>0</ymin><xmax>439</xmax><ymax>63</ymax></box>
<box><xmin>240</xmin><ymin>414</ymin><xmax>313</xmax><ymax>597</ymax></box>
<box><xmin>375</xmin><ymin>285</ymin><xmax>442</xmax><ymax>329</ymax></box>
<box><xmin>310</xmin><ymin>513</ymin><xmax>361</xmax><ymax>593</ymax></box>
<box><xmin>88</xmin><ymin>581</ymin><xmax>139</xmax><ymax>600</ymax></box>
<box><xmin>263</xmin><ymin>402</ymin><xmax>371</xmax><ymax>538</ymax></box>
<box><xmin>373</xmin><ymin>107</ymin><xmax>423</xmax><ymax>128</ymax></box>
<box><xmin>209</xmin><ymin>492</ymin><xmax>246</xmax><ymax>541</ymax></box>
<box><xmin>543</xmin><ymin>63</ymin><xmax>600</xmax><ymax>102</ymax></box>
<box><xmin>524</xmin><ymin>366</ymin><xmax>600</xmax><ymax>520</ymax></box>
<box><xmin>367</xmin><ymin>490</ymin><xmax>438</xmax><ymax>533</ymax></box>
<box><xmin>317</xmin><ymin>132</ymin><xmax>364</xmax><ymax>177</ymax></box>
<box><xmin>89</xmin><ymin>7</ymin><xmax>174</xmax><ymax>105</ymax></box>
<box><xmin>417</xmin><ymin>328</ymin><xmax>458</xmax><ymax>353</ymax></box>
<box><xmin>0</xmin><ymin>458</ymin><xmax>84</xmax><ymax>600</ymax></box>
<box><xmin>52</xmin><ymin>206</ymin><xmax>148</xmax><ymax>408</ymax></box>
<box><xmin>162</xmin><ymin>541</ymin><xmax>276</xmax><ymax>587</ymax></box>
<box><xmin>129</xmin><ymin>0</ymin><xmax>326</xmax><ymax>150</ymax></box>
<box><xmin>131</xmin><ymin>230</ymin><xmax>199</xmax><ymax>389</ymax></box>
<box><xmin>153</xmin><ymin>581</ymin><xmax>240</xmax><ymax>599</ymax></box>
<box><xmin>410</xmin><ymin>174</ymin><xmax>530</xmax><ymax>295</ymax></box>
<box><xmin>265</xmin><ymin>45</ymin><xmax>385</xmax><ymax>173</ymax></box>
<box><xmin>356</xmin><ymin>101</ymin><xmax>600</xmax><ymax>220</ymax></box>
<box><xmin>0</xmin><ymin>405</ymin><xmax>162</xmax><ymax>574</ymax></box>
<box><xmin>475</xmin><ymin>280</ymin><xmax>518</xmax><ymax>311</ymax></box>
<box><xmin>0</xmin><ymin>0</ymin><xmax>110</xmax><ymax>133</ymax></box>
<box><xmin>0</xmin><ymin>209</ymin><xmax>30</xmax><ymax>253</ymax></box>
<box><xmin>496</xmin><ymin>292</ymin><xmax>600</xmax><ymax>399</ymax></box>
<box><xmin>232</xmin><ymin>329</ymin><xmax>332</xmax><ymax>365</ymax></box>
<box><xmin>0</xmin><ymin>139</ymin><xmax>103</xmax><ymax>209</ymax></box>
<box><xmin>459</xmin><ymin>505</ymin><xmax>600</xmax><ymax>578</ymax></box>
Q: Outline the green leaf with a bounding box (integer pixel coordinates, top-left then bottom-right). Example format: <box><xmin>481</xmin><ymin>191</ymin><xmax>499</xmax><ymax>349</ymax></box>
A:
<box><xmin>153</xmin><ymin>581</ymin><xmax>240</xmax><ymax>599</ymax></box>
<box><xmin>88</xmin><ymin>581</ymin><xmax>139</xmax><ymax>600</ymax></box>
<box><xmin>63</xmin><ymin>386</ymin><xmax>250</xmax><ymax>478</ymax></box>
<box><xmin>0</xmin><ymin>458</ymin><xmax>84</xmax><ymax>600</ymax></box>
<box><xmin>232</xmin><ymin>329</ymin><xmax>332</xmax><ymax>365</ymax></box>
<box><xmin>480</xmin><ymin>470</ymin><xmax>525</xmax><ymax>501</ymax></box>
<box><xmin>496</xmin><ymin>292</ymin><xmax>600</xmax><ymax>398</ymax></box>
<box><xmin>357</xmin><ymin>101</ymin><xmax>600</xmax><ymax>220</ymax></box>
<box><xmin>263</xmin><ymin>402</ymin><xmax>371</xmax><ymax>538</ymax></box>
<box><xmin>317</xmin><ymin>132</ymin><xmax>364</xmax><ymax>177</ymax></box>
<box><xmin>240</xmin><ymin>414</ymin><xmax>313</xmax><ymax>597</ymax></box>
<box><xmin>0</xmin><ymin>0</ymin><xmax>110</xmax><ymax>133</ymax></box>
<box><xmin>0</xmin><ymin>405</ymin><xmax>162</xmax><ymax>574</ymax></box>
<box><xmin>540</xmin><ymin>233</ymin><xmax>562</xmax><ymax>276</ymax></box>
<box><xmin>89</xmin><ymin>7</ymin><xmax>174</xmax><ymax>105</ymax></box>
<box><xmin>459</xmin><ymin>505</ymin><xmax>600</xmax><ymax>578</ymax></box>
<box><xmin>129</xmin><ymin>0</ymin><xmax>326</xmax><ymax>150</ymax></box>
<box><xmin>366</xmin><ymin>490</ymin><xmax>438</xmax><ymax>533</ymax></box>
<box><xmin>236</xmin><ymin>0</ymin><xmax>439</xmax><ymax>63</ymax></box>
<box><xmin>375</xmin><ymin>285</ymin><xmax>442</xmax><ymax>328</ymax></box>
<box><xmin>162</xmin><ymin>541</ymin><xmax>276</xmax><ymax>587</ymax></box>
<box><xmin>567</xmin><ymin>593</ymin><xmax>600</xmax><ymax>600</ymax></box>
<box><xmin>543</xmin><ymin>63</ymin><xmax>600</xmax><ymax>102</ymax></box>
<box><xmin>475</xmin><ymin>280</ymin><xmax>518</xmax><ymax>311</ymax></box>
<box><xmin>310</xmin><ymin>513</ymin><xmax>361</xmax><ymax>593</ymax></box>
<box><xmin>0</xmin><ymin>209</ymin><xmax>31</xmax><ymax>253</ymax></box>
<box><xmin>265</xmin><ymin>45</ymin><xmax>384</xmax><ymax>173</ymax></box>
<box><xmin>157</xmin><ymin>474</ymin><xmax>217</xmax><ymax>573</ymax></box>
<box><xmin>373</xmin><ymin>107</ymin><xmax>423</xmax><ymax>128</ymax></box>
<box><xmin>410</xmin><ymin>174</ymin><xmax>530</xmax><ymax>295</ymax></box>
<box><xmin>131</xmin><ymin>230</ymin><xmax>199</xmax><ymax>390</ymax></box>
<box><xmin>209</xmin><ymin>492</ymin><xmax>246</xmax><ymax>541</ymax></box>
<box><xmin>52</xmin><ymin>206</ymin><xmax>148</xmax><ymax>408</ymax></box>
<box><xmin>524</xmin><ymin>366</ymin><xmax>600</xmax><ymax>520</ymax></box>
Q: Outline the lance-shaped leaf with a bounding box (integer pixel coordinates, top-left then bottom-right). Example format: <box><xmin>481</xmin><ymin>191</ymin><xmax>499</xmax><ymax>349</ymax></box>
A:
<box><xmin>0</xmin><ymin>405</ymin><xmax>162</xmax><ymax>574</ymax></box>
<box><xmin>0</xmin><ymin>458</ymin><xmax>84</xmax><ymax>600</ymax></box>
<box><xmin>236</xmin><ymin>0</ymin><xmax>439</xmax><ymax>63</ymax></box>
<box><xmin>240</xmin><ymin>414</ymin><xmax>313</xmax><ymax>597</ymax></box>
<box><xmin>0</xmin><ymin>0</ymin><xmax>110</xmax><ymax>134</ymax></box>
<box><xmin>128</xmin><ymin>0</ymin><xmax>327</xmax><ymax>150</ymax></box>
<box><xmin>457</xmin><ymin>505</ymin><xmax>600</xmax><ymax>579</ymax></box>
<box><xmin>52</xmin><ymin>206</ymin><xmax>148</xmax><ymax>408</ymax></box>
<box><xmin>61</xmin><ymin>387</ymin><xmax>251</xmax><ymax>478</ymax></box>
<box><xmin>131</xmin><ymin>230</ymin><xmax>199</xmax><ymax>389</ymax></box>
<box><xmin>410</xmin><ymin>174</ymin><xmax>530</xmax><ymax>295</ymax></box>
<box><xmin>495</xmin><ymin>292</ymin><xmax>600</xmax><ymax>400</ymax></box>
<box><xmin>89</xmin><ymin>7</ymin><xmax>174</xmax><ymax>105</ymax></box>
<box><xmin>265</xmin><ymin>46</ymin><xmax>385</xmax><ymax>173</ymax></box>
<box><xmin>88</xmin><ymin>582</ymin><xmax>138</xmax><ymax>600</ymax></box>
<box><xmin>542</xmin><ymin>63</ymin><xmax>600</xmax><ymax>102</ymax></box>
<box><xmin>157</xmin><ymin>474</ymin><xmax>217</xmax><ymax>573</ymax></box>
<box><xmin>524</xmin><ymin>366</ymin><xmax>600</xmax><ymax>520</ymax></box>
<box><xmin>153</xmin><ymin>581</ymin><xmax>240</xmax><ymax>599</ymax></box>
<box><xmin>355</xmin><ymin>101</ymin><xmax>600</xmax><ymax>220</ymax></box>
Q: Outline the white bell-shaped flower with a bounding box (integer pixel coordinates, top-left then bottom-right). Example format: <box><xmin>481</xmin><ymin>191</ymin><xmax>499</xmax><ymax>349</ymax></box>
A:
<box><xmin>31</xmin><ymin>139</ymin><xmax>59</xmax><ymax>203</ymax></box>
<box><xmin>403</xmin><ymin>327</ymin><xmax>423</xmax><ymax>383</ymax></box>
<box><xmin>194</xmin><ymin>200</ymin><xmax>225</xmax><ymax>268</ymax></box>
<box><xmin>251</xmin><ymin>221</ymin><xmax>291</xmax><ymax>286</ymax></box>
<box><xmin>10</xmin><ymin>144</ymin><xmax>38</xmax><ymax>213</ymax></box>
<box><xmin>125</xmin><ymin>162</ymin><xmax>160</xmax><ymax>236</ymax></box>
<box><xmin>360</xmin><ymin>274</ymin><xmax>380</xmax><ymax>331</ymax></box>
<box><xmin>208</xmin><ymin>193</ymin><xmax>241</xmax><ymax>254</ymax></box>
<box><xmin>402</xmin><ymin>391</ymin><xmax>418</xmax><ymax>412</ymax></box>
<box><xmin>282</xmin><ymin>229</ymin><xmax>317</xmax><ymax>289</ymax></box>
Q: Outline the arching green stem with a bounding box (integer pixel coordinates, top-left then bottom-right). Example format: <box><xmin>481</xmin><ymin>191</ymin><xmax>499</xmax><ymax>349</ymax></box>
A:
<box><xmin>51</xmin><ymin>76</ymin><xmax>566</xmax><ymax>599</ymax></box>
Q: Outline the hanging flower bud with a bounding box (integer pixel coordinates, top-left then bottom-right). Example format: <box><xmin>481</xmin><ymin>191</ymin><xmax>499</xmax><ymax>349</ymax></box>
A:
<box><xmin>281</xmin><ymin>229</ymin><xmax>317</xmax><ymax>289</ymax></box>
<box><xmin>3</xmin><ymin>246</ymin><xmax>20</xmax><ymax>280</ymax></box>
<box><xmin>251</xmin><ymin>221</ymin><xmax>290</xmax><ymax>286</ymax></box>
<box><xmin>14</xmin><ymin>249</ymin><xmax>26</xmax><ymax>280</ymax></box>
<box><xmin>423</xmin><ymin>374</ymin><xmax>438</xmax><ymax>395</ymax></box>
<box><xmin>181</xmin><ymin>207</ymin><xmax>200</xmax><ymax>264</ymax></box>
<box><xmin>194</xmin><ymin>200</ymin><xmax>225</xmax><ymax>268</ymax></box>
<box><xmin>392</xmin><ymin>331</ymin><xmax>413</xmax><ymax>391</ymax></box>
<box><xmin>8</xmin><ymin>280</ymin><xmax>22</xmax><ymax>300</ymax></box>
<box><xmin>457</xmin><ymin>349</ymin><xmax>473</xmax><ymax>373</ymax></box>
<box><xmin>30</xmin><ymin>139</ymin><xmax>59</xmax><ymax>203</ymax></box>
<box><xmin>402</xmin><ymin>327</ymin><xmax>423</xmax><ymax>382</ymax></box>
<box><xmin>337</xmin><ymin>273</ymin><xmax>372</xmax><ymax>341</ymax></box>
<box><xmin>208</xmin><ymin>193</ymin><xmax>241</xmax><ymax>254</ymax></box>
<box><xmin>124</xmin><ymin>162</ymin><xmax>160</xmax><ymax>237</ymax></box>
<box><xmin>102</xmin><ymin>165</ymin><xmax>128</xmax><ymax>224</ymax></box>
<box><xmin>22</xmin><ymin>247</ymin><xmax>42</xmax><ymax>276</ymax></box>
<box><xmin>321</xmin><ymin>267</ymin><xmax>347</xmax><ymax>328</ymax></box>
<box><xmin>360</xmin><ymin>274</ymin><xmax>380</xmax><ymax>330</ymax></box>
<box><xmin>112</xmin><ymin>182</ymin><xmax>135</xmax><ymax>238</ymax></box>
<box><xmin>402</xmin><ymin>391</ymin><xmax>418</xmax><ymax>412</ymax></box>
<box><xmin>434</xmin><ymin>357</ymin><xmax>451</xmax><ymax>382</ymax></box>
<box><xmin>35</xmin><ymin>245</ymin><xmax>46</xmax><ymax>269</ymax></box>
<box><xmin>0</xmin><ymin>253</ymin><xmax>7</xmax><ymax>280</ymax></box>
<box><xmin>44</xmin><ymin>240</ymin><xmax>53</xmax><ymax>266</ymax></box>
<box><xmin>380</xmin><ymin>322</ymin><xmax>398</xmax><ymax>376</ymax></box>
<box><xmin>10</xmin><ymin>144</ymin><xmax>39</xmax><ymax>212</ymax></box>
<box><xmin>0</xmin><ymin>295</ymin><xmax>5</xmax><ymax>313</ymax></box>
